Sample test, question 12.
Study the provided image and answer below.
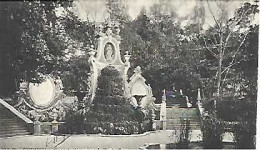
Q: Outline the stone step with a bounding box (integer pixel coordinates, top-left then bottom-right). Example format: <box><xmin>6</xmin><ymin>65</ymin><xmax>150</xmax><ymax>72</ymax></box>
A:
<box><xmin>166</xmin><ymin>122</ymin><xmax>201</xmax><ymax>126</ymax></box>
<box><xmin>166</xmin><ymin>112</ymin><xmax>198</xmax><ymax>117</ymax></box>
<box><xmin>165</xmin><ymin>107</ymin><xmax>201</xmax><ymax>130</ymax></box>
<box><xmin>0</xmin><ymin>122</ymin><xmax>25</xmax><ymax>127</ymax></box>
<box><xmin>0</xmin><ymin>118</ymin><xmax>20</xmax><ymax>122</ymax></box>
<box><xmin>166</xmin><ymin>113</ymin><xmax>199</xmax><ymax>118</ymax></box>
<box><xmin>1</xmin><ymin>120</ymin><xmax>23</xmax><ymax>124</ymax></box>
<box><xmin>166</xmin><ymin>120</ymin><xmax>200</xmax><ymax>123</ymax></box>
<box><xmin>0</xmin><ymin>129</ymin><xmax>29</xmax><ymax>134</ymax></box>
<box><xmin>166</xmin><ymin>124</ymin><xmax>201</xmax><ymax>127</ymax></box>
<box><xmin>166</xmin><ymin>116</ymin><xmax>200</xmax><ymax>119</ymax></box>
<box><xmin>166</xmin><ymin>110</ymin><xmax>198</xmax><ymax>113</ymax></box>
<box><xmin>166</xmin><ymin>121</ymin><xmax>200</xmax><ymax>125</ymax></box>
<box><xmin>166</xmin><ymin>108</ymin><xmax>197</xmax><ymax>111</ymax></box>
<box><xmin>166</xmin><ymin>116</ymin><xmax>199</xmax><ymax>119</ymax></box>
<box><xmin>166</xmin><ymin>119</ymin><xmax>201</xmax><ymax>124</ymax></box>
<box><xmin>166</xmin><ymin>123</ymin><xmax>201</xmax><ymax>127</ymax></box>
<box><xmin>166</xmin><ymin>109</ymin><xmax>198</xmax><ymax>112</ymax></box>
<box><xmin>166</xmin><ymin>110</ymin><xmax>198</xmax><ymax>115</ymax></box>
<box><xmin>166</xmin><ymin>108</ymin><xmax>197</xmax><ymax>110</ymax></box>
<box><xmin>0</xmin><ymin>125</ymin><xmax>27</xmax><ymax>131</ymax></box>
<box><xmin>166</xmin><ymin>126</ymin><xmax>201</xmax><ymax>130</ymax></box>
<box><xmin>166</xmin><ymin>123</ymin><xmax>200</xmax><ymax>126</ymax></box>
<box><xmin>0</xmin><ymin>103</ymin><xmax>31</xmax><ymax>138</ymax></box>
<box><xmin>167</xmin><ymin>120</ymin><xmax>200</xmax><ymax>123</ymax></box>
<box><xmin>166</xmin><ymin>121</ymin><xmax>200</xmax><ymax>124</ymax></box>
<box><xmin>0</xmin><ymin>131</ymin><xmax>30</xmax><ymax>138</ymax></box>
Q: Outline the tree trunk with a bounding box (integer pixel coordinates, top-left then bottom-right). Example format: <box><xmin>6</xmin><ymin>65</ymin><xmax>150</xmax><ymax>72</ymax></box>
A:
<box><xmin>215</xmin><ymin>48</ymin><xmax>223</xmax><ymax>112</ymax></box>
<box><xmin>216</xmin><ymin>54</ymin><xmax>222</xmax><ymax>97</ymax></box>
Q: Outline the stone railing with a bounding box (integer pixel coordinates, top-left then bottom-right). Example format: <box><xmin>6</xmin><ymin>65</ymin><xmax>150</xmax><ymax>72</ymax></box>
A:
<box><xmin>0</xmin><ymin>98</ymin><xmax>34</xmax><ymax>133</ymax></box>
<box><xmin>196</xmin><ymin>88</ymin><xmax>204</xmax><ymax>116</ymax></box>
<box><xmin>0</xmin><ymin>98</ymin><xmax>33</xmax><ymax>124</ymax></box>
<box><xmin>197</xmin><ymin>98</ymin><xmax>207</xmax><ymax>131</ymax></box>
<box><xmin>197</xmin><ymin>99</ymin><xmax>205</xmax><ymax>118</ymax></box>
<box><xmin>196</xmin><ymin>88</ymin><xmax>208</xmax><ymax>131</ymax></box>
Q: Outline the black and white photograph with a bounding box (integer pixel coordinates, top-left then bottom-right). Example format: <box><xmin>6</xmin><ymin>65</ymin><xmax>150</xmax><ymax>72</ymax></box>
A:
<box><xmin>0</xmin><ymin>0</ymin><xmax>258</xmax><ymax>149</ymax></box>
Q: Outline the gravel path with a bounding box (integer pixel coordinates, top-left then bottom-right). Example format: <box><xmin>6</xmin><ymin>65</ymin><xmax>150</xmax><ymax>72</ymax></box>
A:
<box><xmin>0</xmin><ymin>130</ymin><xmax>233</xmax><ymax>149</ymax></box>
<box><xmin>0</xmin><ymin>130</ymin><xmax>175</xmax><ymax>149</ymax></box>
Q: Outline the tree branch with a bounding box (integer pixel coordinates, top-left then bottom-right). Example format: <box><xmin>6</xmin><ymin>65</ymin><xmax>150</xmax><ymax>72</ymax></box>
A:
<box><xmin>202</xmin><ymin>36</ymin><xmax>219</xmax><ymax>59</ymax></box>
<box><xmin>221</xmin><ymin>58</ymin><xmax>245</xmax><ymax>75</ymax></box>
<box><xmin>221</xmin><ymin>30</ymin><xmax>249</xmax><ymax>78</ymax></box>
<box><xmin>207</xmin><ymin>0</ymin><xmax>221</xmax><ymax>30</ymax></box>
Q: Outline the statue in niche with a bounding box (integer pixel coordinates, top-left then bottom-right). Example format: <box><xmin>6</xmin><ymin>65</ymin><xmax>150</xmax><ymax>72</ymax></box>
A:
<box><xmin>104</xmin><ymin>43</ymin><xmax>115</xmax><ymax>62</ymax></box>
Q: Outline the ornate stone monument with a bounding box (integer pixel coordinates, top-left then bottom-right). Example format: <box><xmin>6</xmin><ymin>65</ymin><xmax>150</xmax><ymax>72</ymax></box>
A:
<box><xmin>87</xmin><ymin>22</ymin><xmax>158</xmax><ymax>130</ymax></box>
<box><xmin>88</xmin><ymin>22</ymin><xmax>131</xmax><ymax>101</ymax></box>
<box><xmin>14</xmin><ymin>75</ymin><xmax>67</xmax><ymax>123</ymax></box>
<box><xmin>128</xmin><ymin>66</ymin><xmax>159</xmax><ymax>130</ymax></box>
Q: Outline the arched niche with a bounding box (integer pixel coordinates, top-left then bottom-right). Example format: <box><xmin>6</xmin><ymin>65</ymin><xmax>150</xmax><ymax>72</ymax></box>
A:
<box><xmin>128</xmin><ymin>66</ymin><xmax>155</xmax><ymax>109</ymax></box>
<box><xmin>104</xmin><ymin>42</ymin><xmax>116</xmax><ymax>63</ymax></box>
<box><xmin>129</xmin><ymin>66</ymin><xmax>149</xmax><ymax>96</ymax></box>
<box><xmin>131</xmin><ymin>81</ymin><xmax>148</xmax><ymax>96</ymax></box>
<box><xmin>88</xmin><ymin>23</ymin><xmax>130</xmax><ymax>101</ymax></box>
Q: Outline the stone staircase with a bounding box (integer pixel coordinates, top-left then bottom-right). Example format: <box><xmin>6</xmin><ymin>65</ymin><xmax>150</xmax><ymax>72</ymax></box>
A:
<box><xmin>0</xmin><ymin>100</ymin><xmax>33</xmax><ymax>137</ymax></box>
<box><xmin>166</xmin><ymin>107</ymin><xmax>200</xmax><ymax>130</ymax></box>
<box><xmin>165</xmin><ymin>91</ymin><xmax>187</xmax><ymax>108</ymax></box>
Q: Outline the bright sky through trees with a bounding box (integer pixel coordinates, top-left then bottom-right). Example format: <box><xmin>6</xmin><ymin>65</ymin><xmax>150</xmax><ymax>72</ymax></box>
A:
<box><xmin>69</xmin><ymin>0</ymin><xmax>257</xmax><ymax>30</ymax></box>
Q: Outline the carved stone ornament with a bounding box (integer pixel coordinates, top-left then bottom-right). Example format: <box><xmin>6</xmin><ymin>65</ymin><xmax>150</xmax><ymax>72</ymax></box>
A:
<box><xmin>88</xmin><ymin>22</ymin><xmax>131</xmax><ymax>101</ymax></box>
<box><xmin>104</xmin><ymin>42</ymin><xmax>115</xmax><ymax>63</ymax></box>
<box><xmin>128</xmin><ymin>66</ymin><xmax>158</xmax><ymax>111</ymax></box>
<box><xmin>14</xmin><ymin>75</ymin><xmax>68</xmax><ymax>121</ymax></box>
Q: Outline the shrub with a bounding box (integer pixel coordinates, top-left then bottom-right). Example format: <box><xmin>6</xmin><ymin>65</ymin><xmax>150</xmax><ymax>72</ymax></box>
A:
<box><xmin>85</xmin><ymin>66</ymin><xmax>148</xmax><ymax>134</ymax></box>
<box><xmin>202</xmin><ymin>114</ymin><xmax>224</xmax><ymax>149</ymax></box>
<box><xmin>233</xmin><ymin>122</ymin><xmax>255</xmax><ymax>149</ymax></box>
<box><xmin>176</xmin><ymin>119</ymin><xmax>191</xmax><ymax>149</ymax></box>
<box><xmin>61</xmin><ymin>105</ymin><xmax>85</xmax><ymax>134</ymax></box>
<box><xmin>232</xmin><ymin>96</ymin><xmax>256</xmax><ymax>149</ymax></box>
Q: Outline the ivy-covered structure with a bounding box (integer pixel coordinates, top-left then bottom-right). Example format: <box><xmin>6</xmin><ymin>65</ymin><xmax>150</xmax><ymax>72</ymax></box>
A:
<box><xmin>82</xmin><ymin>21</ymin><xmax>159</xmax><ymax>134</ymax></box>
<box><xmin>84</xmin><ymin>66</ymin><xmax>145</xmax><ymax>134</ymax></box>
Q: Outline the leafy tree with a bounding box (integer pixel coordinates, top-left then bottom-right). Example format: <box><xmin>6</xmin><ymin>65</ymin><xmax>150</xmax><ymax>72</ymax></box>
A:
<box><xmin>195</xmin><ymin>2</ymin><xmax>258</xmax><ymax>148</ymax></box>
<box><xmin>120</xmin><ymin>4</ymin><xmax>201</xmax><ymax>102</ymax></box>
<box><xmin>58</xmin><ymin>11</ymin><xmax>95</xmax><ymax>95</ymax></box>
<box><xmin>0</xmin><ymin>1</ymin><xmax>96</xmax><ymax>98</ymax></box>
<box><xmin>234</xmin><ymin>25</ymin><xmax>258</xmax><ymax>97</ymax></box>
<box><xmin>105</xmin><ymin>0</ymin><xmax>130</xmax><ymax>24</ymax></box>
<box><xmin>197</xmin><ymin>2</ymin><xmax>258</xmax><ymax>100</ymax></box>
<box><xmin>0</xmin><ymin>1</ymin><xmax>71</xmax><ymax>97</ymax></box>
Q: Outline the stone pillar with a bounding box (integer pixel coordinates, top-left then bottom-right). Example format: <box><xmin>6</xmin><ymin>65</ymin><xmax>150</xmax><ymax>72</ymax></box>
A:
<box><xmin>124</xmin><ymin>51</ymin><xmax>131</xmax><ymax>98</ymax></box>
<box><xmin>88</xmin><ymin>46</ymin><xmax>97</xmax><ymax>101</ymax></box>
<box><xmin>34</xmin><ymin>116</ymin><xmax>41</xmax><ymax>135</ymax></box>
<box><xmin>160</xmin><ymin>89</ymin><xmax>167</xmax><ymax>130</ymax></box>
<box><xmin>180</xmin><ymin>89</ymin><xmax>183</xmax><ymax>95</ymax></box>
<box><xmin>197</xmin><ymin>88</ymin><xmax>201</xmax><ymax>102</ymax></box>
<box><xmin>52</xmin><ymin>120</ymin><xmax>59</xmax><ymax>134</ymax></box>
<box><xmin>151</xmin><ymin>109</ymin><xmax>156</xmax><ymax>130</ymax></box>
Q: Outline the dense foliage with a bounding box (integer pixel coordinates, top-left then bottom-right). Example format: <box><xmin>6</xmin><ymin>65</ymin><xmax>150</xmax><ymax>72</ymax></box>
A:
<box><xmin>62</xmin><ymin>66</ymin><xmax>149</xmax><ymax>134</ymax></box>
<box><xmin>176</xmin><ymin>119</ymin><xmax>191</xmax><ymax>149</ymax></box>
<box><xmin>0</xmin><ymin>1</ymin><xmax>258</xmax><ymax>144</ymax></box>
<box><xmin>119</xmin><ymin>6</ymin><xmax>201</xmax><ymax>102</ymax></box>
<box><xmin>0</xmin><ymin>1</ymin><xmax>72</xmax><ymax>97</ymax></box>
<box><xmin>84</xmin><ymin>66</ymin><xmax>148</xmax><ymax>134</ymax></box>
<box><xmin>201</xmin><ymin>114</ymin><xmax>224</xmax><ymax>149</ymax></box>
